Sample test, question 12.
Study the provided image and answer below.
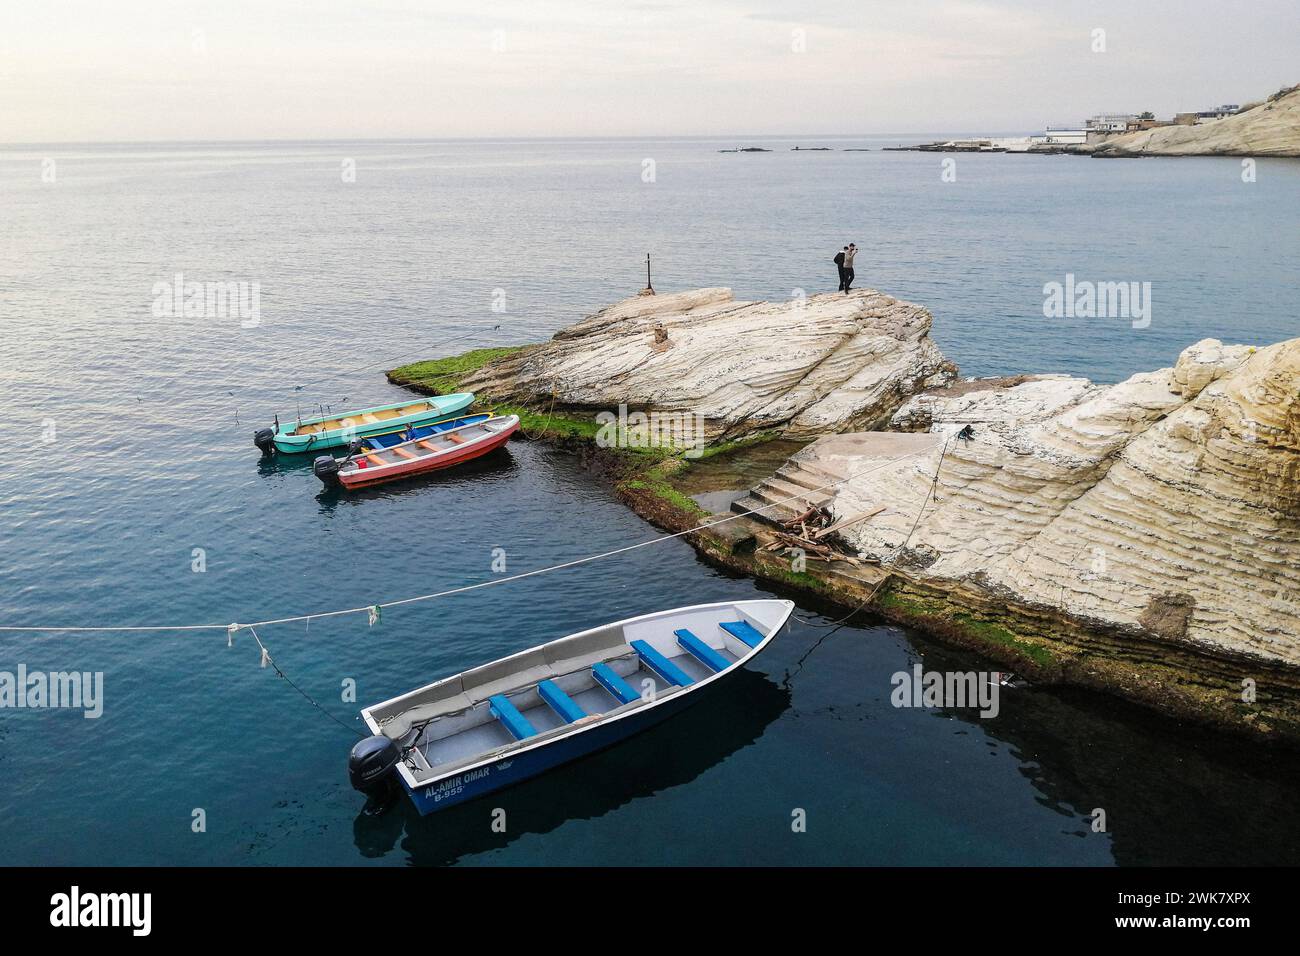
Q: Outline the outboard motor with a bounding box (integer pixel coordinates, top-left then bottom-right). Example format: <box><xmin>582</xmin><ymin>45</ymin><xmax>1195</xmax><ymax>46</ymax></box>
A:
<box><xmin>253</xmin><ymin>427</ymin><xmax>276</xmax><ymax>455</ymax></box>
<box><xmin>313</xmin><ymin>455</ymin><xmax>341</xmax><ymax>486</ymax></box>
<box><xmin>349</xmin><ymin>734</ymin><xmax>402</xmax><ymax>814</ymax></box>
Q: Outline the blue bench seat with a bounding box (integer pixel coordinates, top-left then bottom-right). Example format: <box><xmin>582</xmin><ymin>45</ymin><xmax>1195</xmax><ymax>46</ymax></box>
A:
<box><xmin>365</xmin><ymin>431</ymin><xmax>406</xmax><ymax>449</ymax></box>
<box><xmin>537</xmin><ymin>679</ymin><xmax>587</xmax><ymax>724</ymax></box>
<box><xmin>592</xmin><ymin>662</ymin><xmax>641</xmax><ymax>705</ymax></box>
<box><xmin>488</xmin><ymin>694</ymin><xmax>538</xmax><ymax>740</ymax></box>
<box><xmin>674</xmin><ymin>629</ymin><xmax>730</xmax><ymax>674</ymax></box>
<box><xmin>720</xmin><ymin>620</ymin><xmax>765</xmax><ymax>649</ymax></box>
<box><xmin>630</xmin><ymin>639</ymin><xmax>694</xmax><ymax>687</ymax></box>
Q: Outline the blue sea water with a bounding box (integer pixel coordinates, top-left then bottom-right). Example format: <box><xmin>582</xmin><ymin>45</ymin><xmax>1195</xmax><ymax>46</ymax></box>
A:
<box><xmin>0</xmin><ymin>137</ymin><xmax>1297</xmax><ymax>866</ymax></box>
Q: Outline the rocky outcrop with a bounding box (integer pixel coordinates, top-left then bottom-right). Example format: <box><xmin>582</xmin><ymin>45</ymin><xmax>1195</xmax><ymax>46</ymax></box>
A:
<box><xmin>742</xmin><ymin>337</ymin><xmax>1300</xmax><ymax>667</ymax></box>
<box><xmin>461</xmin><ymin>288</ymin><xmax>956</xmax><ymax>443</ymax></box>
<box><xmin>1092</xmin><ymin>85</ymin><xmax>1300</xmax><ymax>158</ymax></box>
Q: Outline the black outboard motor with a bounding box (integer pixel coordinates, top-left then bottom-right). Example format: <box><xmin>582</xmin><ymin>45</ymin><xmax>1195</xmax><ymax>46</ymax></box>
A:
<box><xmin>313</xmin><ymin>455</ymin><xmax>341</xmax><ymax>486</ymax></box>
<box><xmin>348</xmin><ymin>734</ymin><xmax>402</xmax><ymax>814</ymax></box>
<box><xmin>253</xmin><ymin>427</ymin><xmax>276</xmax><ymax>455</ymax></box>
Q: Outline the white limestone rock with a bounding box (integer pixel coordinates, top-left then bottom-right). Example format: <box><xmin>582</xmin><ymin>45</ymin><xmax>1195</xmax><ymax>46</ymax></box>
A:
<box><xmin>889</xmin><ymin>375</ymin><xmax>1097</xmax><ymax>432</ymax></box>
<box><xmin>1171</xmin><ymin>338</ymin><xmax>1254</xmax><ymax>397</ymax></box>
<box><xmin>461</xmin><ymin>288</ymin><xmax>956</xmax><ymax>442</ymax></box>
<box><xmin>1092</xmin><ymin>85</ymin><xmax>1300</xmax><ymax>158</ymax></box>
<box><xmin>756</xmin><ymin>337</ymin><xmax>1300</xmax><ymax>664</ymax></box>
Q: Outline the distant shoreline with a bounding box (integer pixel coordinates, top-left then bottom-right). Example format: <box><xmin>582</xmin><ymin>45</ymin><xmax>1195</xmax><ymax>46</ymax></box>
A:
<box><xmin>8</xmin><ymin>83</ymin><xmax>1295</xmax><ymax>157</ymax></box>
<box><xmin>889</xmin><ymin>83</ymin><xmax>1300</xmax><ymax>159</ymax></box>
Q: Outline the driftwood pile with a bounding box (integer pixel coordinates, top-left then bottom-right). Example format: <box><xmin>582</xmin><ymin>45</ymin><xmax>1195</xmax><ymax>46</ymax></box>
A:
<box><xmin>760</xmin><ymin>504</ymin><xmax>886</xmax><ymax>567</ymax></box>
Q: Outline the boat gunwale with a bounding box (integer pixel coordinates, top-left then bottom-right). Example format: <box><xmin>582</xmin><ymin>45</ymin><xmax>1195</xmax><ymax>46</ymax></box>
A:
<box><xmin>360</xmin><ymin>599</ymin><xmax>794</xmax><ymax>790</ymax></box>
<box><xmin>339</xmin><ymin>414</ymin><xmax>518</xmax><ymax>476</ymax></box>
<box><xmin>277</xmin><ymin>392</ymin><xmax>475</xmax><ymax>440</ymax></box>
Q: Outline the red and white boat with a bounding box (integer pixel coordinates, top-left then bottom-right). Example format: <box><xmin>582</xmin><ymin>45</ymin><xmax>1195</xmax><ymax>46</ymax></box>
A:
<box><xmin>313</xmin><ymin>413</ymin><xmax>519</xmax><ymax>490</ymax></box>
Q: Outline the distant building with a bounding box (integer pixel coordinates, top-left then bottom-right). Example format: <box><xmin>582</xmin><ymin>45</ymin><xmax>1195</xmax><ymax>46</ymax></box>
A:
<box><xmin>1128</xmin><ymin>118</ymin><xmax>1167</xmax><ymax>131</ymax></box>
<box><xmin>1195</xmin><ymin>104</ymin><xmax>1240</xmax><ymax>122</ymax></box>
<box><xmin>1175</xmin><ymin>105</ymin><xmax>1240</xmax><ymax>124</ymax></box>
<box><xmin>1042</xmin><ymin>126</ymin><xmax>1088</xmax><ymax>145</ymax></box>
<box><xmin>1086</xmin><ymin>113</ymin><xmax>1135</xmax><ymax>133</ymax></box>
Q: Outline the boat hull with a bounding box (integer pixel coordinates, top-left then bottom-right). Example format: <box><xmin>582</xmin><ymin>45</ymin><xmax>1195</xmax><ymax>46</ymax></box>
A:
<box><xmin>404</xmin><ymin>678</ymin><xmax>706</xmax><ymax>814</ymax></box>
<box><xmin>271</xmin><ymin>394</ymin><xmax>475</xmax><ymax>454</ymax></box>
<box><xmin>358</xmin><ymin>600</ymin><xmax>794</xmax><ymax>817</ymax></box>
<box><xmin>336</xmin><ymin>418</ymin><xmax>518</xmax><ymax>489</ymax></box>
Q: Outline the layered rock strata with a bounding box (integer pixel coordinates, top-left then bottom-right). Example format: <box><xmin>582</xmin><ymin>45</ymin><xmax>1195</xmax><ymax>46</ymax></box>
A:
<box><xmin>461</xmin><ymin>288</ymin><xmax>956</xmax><ymax>444</ymax></box>
<box><xmin>741</xmin><ymin>338</ymin><xmax>1299</xmax><ymax>666</ymax></box>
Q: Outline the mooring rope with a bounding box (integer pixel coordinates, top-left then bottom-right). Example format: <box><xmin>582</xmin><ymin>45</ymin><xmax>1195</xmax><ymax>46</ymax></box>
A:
<box><xmin>248</xmin><ymin>626</ymin><xmax>365</xmax><ymax>738</ymax></box>
<box><xmin>790</xmin><ymin>432</ymin><xmax>957</xmax><ymax>629</ymax></box>
<box><xmin>0</xmin><ymin>440</ymin><xmax>944</xmax><ymax>636</ymax></box>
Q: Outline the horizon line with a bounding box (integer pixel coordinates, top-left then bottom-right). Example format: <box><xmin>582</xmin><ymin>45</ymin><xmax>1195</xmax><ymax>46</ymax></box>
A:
<box><xmin>0</xmin><ymin>130</ymin><xmax>1043</xmax><ymax>149</ymax></box>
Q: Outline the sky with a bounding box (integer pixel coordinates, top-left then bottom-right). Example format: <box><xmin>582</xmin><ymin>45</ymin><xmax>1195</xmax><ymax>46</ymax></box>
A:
<box><xmin>1</xmin><ymin>0</ymin><xmax>1296</xmax><ymax>142</ymax></box>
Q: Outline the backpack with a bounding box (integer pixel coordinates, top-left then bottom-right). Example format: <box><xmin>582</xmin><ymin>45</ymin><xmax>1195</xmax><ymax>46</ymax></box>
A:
<box><xmin>833</xmin><ymin>251</ymin><xmax>845</xmax><ymax>267</ymax></box>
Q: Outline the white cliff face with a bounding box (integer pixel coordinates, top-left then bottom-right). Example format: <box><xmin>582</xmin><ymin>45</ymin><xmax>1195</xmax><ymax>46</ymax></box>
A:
<box><xmin>1092</xmin><ymin>86</ymin><xmax>1300</xmax><ymax>157</ymax></box>
<box><xmin>760</xmin><ymin>338</ymin><xmax>1300</xmax><ymax>665</ymax></box>
<box><xmin>461</xmin><ymin>288</ymin><xmax>956</xmax><ymax>441</ymax></box>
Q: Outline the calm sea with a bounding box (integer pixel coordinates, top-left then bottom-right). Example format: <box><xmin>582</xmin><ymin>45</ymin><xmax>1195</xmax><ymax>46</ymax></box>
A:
<box><xmin>1</xmin><ymin>137</ymin><xmax>1297</xmax><ymax>865</ymax></box>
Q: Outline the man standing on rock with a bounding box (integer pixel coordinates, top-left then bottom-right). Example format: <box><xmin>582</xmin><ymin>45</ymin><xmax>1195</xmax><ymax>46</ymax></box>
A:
<box><xmin>834</xmin><ymin>245</ymin><xmax>848</xmax><ymax>290</ymax></box>
<box><xmin>842</xmin><ymin>243</ymin><xmax>857</xmax><ymax>293</ymax></box>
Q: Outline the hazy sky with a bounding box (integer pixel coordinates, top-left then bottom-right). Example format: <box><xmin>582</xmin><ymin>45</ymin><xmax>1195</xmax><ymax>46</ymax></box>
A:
<box><xmin>3</xmin><ymin>0</ymin><xmax>1295</xmax><ymax>142</ymax></box>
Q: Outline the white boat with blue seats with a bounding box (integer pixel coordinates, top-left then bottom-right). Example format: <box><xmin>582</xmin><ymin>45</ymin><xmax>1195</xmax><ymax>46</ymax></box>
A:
<box><xmin>347</xmin><ymin>599</ymin><xmax>795</xmax><ymax>814</ymax></box>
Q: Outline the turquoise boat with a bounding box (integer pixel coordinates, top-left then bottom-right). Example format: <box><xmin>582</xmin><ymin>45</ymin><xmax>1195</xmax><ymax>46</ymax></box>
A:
<box><xmin>254</xmin><ymin>393</ymin><xmax>475</xmax><ymax>455</ymax></box>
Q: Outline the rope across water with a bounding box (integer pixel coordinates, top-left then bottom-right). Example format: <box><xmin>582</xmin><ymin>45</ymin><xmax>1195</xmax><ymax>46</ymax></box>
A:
<box><xmin>0</xmin><ymin>439</ymin><xmax>943</xmax><ymax>635</ymax></box>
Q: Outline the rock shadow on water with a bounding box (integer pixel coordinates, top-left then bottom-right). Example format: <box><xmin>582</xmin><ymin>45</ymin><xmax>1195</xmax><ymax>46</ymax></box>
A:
<box><xmin>351</xmin><ymin>668</ymin><xmax>790</xmax><ymax>865</ymax></box>
<box><xmin>915</xmin><ymin>639</ymin><xmax>1300</xmax><ymax>866</ymax></box>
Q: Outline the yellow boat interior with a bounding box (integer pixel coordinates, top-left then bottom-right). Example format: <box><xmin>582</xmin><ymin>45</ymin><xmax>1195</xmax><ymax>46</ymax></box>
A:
<box><xmin>290</xmin><ymin>400</ymin><xmax>436</xmax><ymax>436</ymax></box>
